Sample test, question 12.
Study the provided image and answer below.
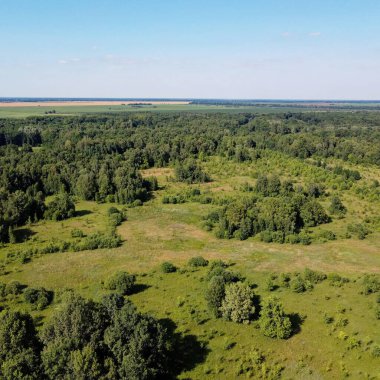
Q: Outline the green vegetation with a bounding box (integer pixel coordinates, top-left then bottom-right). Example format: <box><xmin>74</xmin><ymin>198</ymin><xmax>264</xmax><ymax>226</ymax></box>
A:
<box><xmin>0</xmin><ymin>110</ymin><xmax>379</xmax><ymax>378</ymax></box>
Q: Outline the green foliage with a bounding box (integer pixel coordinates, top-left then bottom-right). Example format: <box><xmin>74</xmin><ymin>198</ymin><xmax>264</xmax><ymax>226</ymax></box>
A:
<box><xmin>329</xmin><ymin>196</ymin><xmax>347</xmax><ymax>216</ymax></box>
<box><xmin>44</xmin><ymin>193</ymin><xmax>75</xmax><ymax>221</ymax></box>
<box><xmin>188</xmin><ymin>256</ymin><xmax>209</xmax><ymax>267</ymax></box>
<box><xmin>259</xmin><ymin>297</ymin><xmax>292</xmax><ymax>339</ymax></box>
<box><xmin>220</xmin><ymin>282</ymin><xmax>256</xmax><ymax>323</ymax></box>
<box><xmin>362</xmin><ymin>275</ymin><xmax>380</xmax><ymax>295</ymax></box>
<box><xmin>175</xmin><ymin>159</ymin><xmax>210</xmax><ymax>184</ymax></box>
<box><xmin>347</xmin><ymin>223</ymin><xmax>370</xmax><ymax>240</ymax></box>
<box><xmin>70</xmin><ymin>228</ymin><xmax>84</xmax><ymax>238</ymax></box>
<box><xmin>327</xmin><ymin>273</ymin><xmax>350</xmax><ymax>287</ymax></box>
<box><xmin>40</xmin><ymin>293</ymin><xmax>171</xmax><ymax>379</ymax></box>
<box><xmin>161</xmin><ymin>261</ymin><xmax>177</xmax><ymax>273</ymax></box>
<box><xmin>105</xmin><ymin>271</ymin><xmax>136</xmax><ymax>295</ymax></box>
<box><xmin>5</xmin><ymin>281</ymin><xmax>23</xmax><ymax>296</ymax></box>
<box><xmin>290</xmin><ymin>276</ymin><xmax>313</xmax><ymax>293</ymax></box>
<box><xmin>205</xmin><ymin>275</ymin><xmax>226</xmax><ymax>317</ymax></box>
<box><xmin>24</xmin><ymin>287</ymin><xmax>53</xmax><ymax>310</ymax></box>
<box><xmin>0</xmin><ymin>311</ymin><xmax>42</xmax><ymax>379</ymax></box>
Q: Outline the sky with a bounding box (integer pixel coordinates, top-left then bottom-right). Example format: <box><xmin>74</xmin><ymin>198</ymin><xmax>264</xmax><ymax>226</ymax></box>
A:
<box><xmin>0</xmin><ymin>0</ymin><xmax>380</xmax><ymax>99</ymax></box>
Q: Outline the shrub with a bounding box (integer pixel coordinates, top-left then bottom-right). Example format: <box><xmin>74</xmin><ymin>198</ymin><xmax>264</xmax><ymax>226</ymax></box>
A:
<box><xmin>347</xmin><ymin>223</ymin><xmax>369</xmax><ymax>240</ymax></box>
<box><xmin>285</xmin><ymin>234</ymin><xmax>300</xmax><ymax>244</ymax></box>
<box><xmin>188</xmin><ymin>256</ymin><xmax>209</xmax><ymax>267</ymax></box>
<box><xmin>76</xmin><ymin>232</ymin><xmax>122</xmax><ymax>251</ymax></box>
<box><xmin>279</xmin><ymin>273</ymin><xmax>291</xmax><ymax>288</ymax></box>
<box><xmin>105</xmin><ymin>271</ymin><xmax>136</xmax><ymax>295</ymax></box>
<box><xmin>259</xmin><ymin>297</ymin><xmax>292</xmax><ymax>339</ymax></box>
<box><xmin>298</xmin><ymin>232</ymin><xmax>312</xmax><ymax>245</ymax></box>
<box><xmin>161</xmin><ymin>262</ymin><xmax>177</xmax><ymax>273</ymax></box>
<box><xmin>205</xmin><ymin>275</ymin><xmax>226</xmax><ymax>317</ymax></box>
<box><xmin>71</xmin><ymin>228</ymin><xmax>84</xmax><ymax>238</ymax></box>
<box><xmin>220</xmin><ymin>282</ymin><xmax>256</xmax><ymax>324</ymax></box>
<box><xmin>329</xmin><ymin>196</ymin><xmax>347</xmax><ymax>216</ymax></box>
<box><xmin>290</xmin><ymin>276</ymin><xmax>313</xmax><ymax>293</ymax></box>
<box><xmin>362</xmin><ymin>274</ymin><xmax>380</xmax><ymax>295</ymax></box>
<box><xmin>303</xmin><ymin>268</ymin><xmax>326</xmax><ymax>284</ymax></box>
<box><xmin>24</xmin><ymin>287</ymin><xmax>53</xmax><ymax>310</ymax></box>
<box><xmin>371</xmin><ymin>344</ymin><xmax>380</xmax><ymax>358</ymax></box>
<box><xmin>5</xmin><ymin>281</ymin><xmax>23</xmax><ymax>296</ymax></box>
<box><xmin>318</xmin><ymin>230</ymin><xmax>336</xmax><ymax>241</ymax></box>
<box><xmin>327</xmin><ymin>273</ymin><xmax>349</xmax><ymax>287</ymax></box>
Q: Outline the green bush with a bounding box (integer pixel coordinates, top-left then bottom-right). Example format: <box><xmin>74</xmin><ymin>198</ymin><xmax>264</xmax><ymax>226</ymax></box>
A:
<box><xmin>104</xmin><ymin>271</ymin><xmax>136</xmax><ymax>295</ymax></box>
<box><xmin>220</xmin><ymin>282</ymin><xmax>256</xmax><ymax>324</ymax></box>
<box><xmin>327</xmin><ymin>273</ymin><xmax>349</xmax><ymax>287</ymax></box>
<box><xmin>371</xmin><ymin>344</ymin><xmax>380</xmax><ymax>358</ymax></box>
<box><xmin>205</xmin><ymin>275</ymin><xmax>226</xmax><ymax>317</ymax></box>
<box><xmin>71</xmin><ymin>228</ymin><xmax>84</xmax><ymax>238</ymax></box>
<box><xmin>5</xmin><ymin>281</ymin><xmax>23</xmax><ymax>296</ymax></box>
<box><xmin>44</xmin><ymin>193</ymin><xmax>75</xmax><ymax>221</ymax></box>
<box><xmin>362</xmin><ymin>275</ymin><xmax>380</xmax><ymax>295</ymax></box>
<box><xmin>290</xmin><ymin>276</ymin><xmax>313</xmax><ymax>293</ymax></box>
<box><xmin>259</xmin><ymin>297</ymin><xmax>292</xmax><ymax>339</ymax></box>
<box><xmin>303</xmin><ymin>268</ymin><xmax>326</xmax><ymax>284</ymax></box>
<box><xmin>188</xmin><ymin>256</ymin><xmax>209</xmax><ymax>267</ymax></box>
<box><xmin>161</xmin><ymin>262</ymin><xmax>177</xmax><ymax>273</ymax></box>
<box><xmin>347</xmin><ymin>223</ymin><xmax>370</xmax><ymax>240</ymax></box>
<box><xmin>24</xmin><ymin>287</ymin><xmax>53</xmax><ymax>310</ymax></box>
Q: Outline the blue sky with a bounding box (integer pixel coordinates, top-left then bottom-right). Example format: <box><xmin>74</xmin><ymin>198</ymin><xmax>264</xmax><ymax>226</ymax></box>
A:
<box><xmin>1</xmin><ymin>0</ymin><xmax>379</xmax><ymax>99</ymax></box>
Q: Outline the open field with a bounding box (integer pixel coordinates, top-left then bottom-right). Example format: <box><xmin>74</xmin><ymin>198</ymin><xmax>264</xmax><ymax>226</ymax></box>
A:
<box><xmin>1</xmin><ymin>151</ymin><xmax>380</xmax><ymax>378</ymax></box>
<box><xmin>1</xmin><ymin>100</ymin><xmax>380</xmax><ymax>118</ymax></box>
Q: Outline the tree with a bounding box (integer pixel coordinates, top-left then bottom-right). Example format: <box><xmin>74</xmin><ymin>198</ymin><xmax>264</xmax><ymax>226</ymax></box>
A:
<box><xmin>44</xmin><ymin>192</ymin><xmax>75</xmax><ymax>221</ymax></box>
<box><xmin>300</xmin><ymin>200</ymin><xmax>329</xmax><ymax>227</ymax></box>
<box><xmin>259</xmin><ymin>297</ymin><xmax>292</xmax><ymax>339</ymax></box>
<box><xmin>220</xmin><ymin>282</ymin><xmax>256</xmax><ymax>323</ymax></box>
<box><xmin>0</xmin><ymin>311</ymin><xmax>42</xmax><ymax>379</ymax></box>
<box><xmin>329</xmin><ymin>196</ymin><xmax>347</xmax><ymax>216</ymax></box>
<box><xmin>104</xmin><ymin>301</ymin><xmax>171</xmax><ymax>380</ymax></box>
<box><xmin>205</xmin><ymin>275</ymin><xmax>226</xmax><ymax>317</ymax></box>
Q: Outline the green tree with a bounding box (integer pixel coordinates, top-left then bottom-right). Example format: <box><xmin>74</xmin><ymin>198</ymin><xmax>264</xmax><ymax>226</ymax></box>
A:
<box><xmin>0</xmin><ymin>311</ymin><xmax>42</xmax><ymax>379</ymax></box>
<box><xmin>220</xmin><ymin>282</ymin><xmax>256</xmax><ymax>323</ymax></box>
<box><xmin>205</xmin><ymin>275</ymin><xmax>226</xmax><ymax>317</ymax></box>
<box><xmin>259</xmin><ymin>297</ymin><xmax>292</xmax><ymax>339</ymax></box>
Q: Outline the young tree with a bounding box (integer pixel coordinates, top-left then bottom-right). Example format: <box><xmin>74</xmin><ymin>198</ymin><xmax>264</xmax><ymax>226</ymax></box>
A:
<box><xmin>220</xmin><ymin>282</ymin><xmax>256</xmax><ymax>323</ymax></box>
<box><xmin>205</xmin><ymin>275</ymin><xmax>226</xmax><ymax>317</ymax></box>
<box><xmin>259</xmin><ymin>297</ymin><xmax>292</xmax><ymax>339</ymax></box>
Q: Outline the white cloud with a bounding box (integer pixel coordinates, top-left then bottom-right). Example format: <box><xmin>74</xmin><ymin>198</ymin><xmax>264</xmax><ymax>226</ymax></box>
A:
<box><xmin>309</xmin><ymin>32</ymin><xmax>321</xmax><ymax>37</ymax></box>
<box><xmin>281</xmin><ymin>32</ymin><xmax>291</xmax><ymax>37</ymax></box>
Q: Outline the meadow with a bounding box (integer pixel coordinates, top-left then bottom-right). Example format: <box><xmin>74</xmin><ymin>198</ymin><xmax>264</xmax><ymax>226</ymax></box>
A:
<box><xmin>0</xmin><ymin>110</ymin><xmax>379</xmax><ymax>379</ymax></box>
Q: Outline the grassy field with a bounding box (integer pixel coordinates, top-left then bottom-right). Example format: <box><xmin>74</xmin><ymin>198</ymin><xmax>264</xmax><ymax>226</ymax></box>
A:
<box><xmin>3</xmin><ymin>103</ymin><xmax>380</xmax><ymax>118</ymax></box>
<box><xmin>0</xmin><ymin>151</ymin><xmax>379</xmax><ymax>378</ymax></box>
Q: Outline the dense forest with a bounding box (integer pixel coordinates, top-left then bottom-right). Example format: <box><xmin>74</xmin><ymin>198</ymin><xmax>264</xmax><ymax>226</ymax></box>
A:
<box><xmin>1</xmin><ymin>111</ymin><xmax>379</xmax><ymax>244</ymax></box>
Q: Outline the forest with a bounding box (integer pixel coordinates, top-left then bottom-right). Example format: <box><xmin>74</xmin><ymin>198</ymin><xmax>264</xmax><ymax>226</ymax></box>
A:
<box><xmin>0</xmin><ymin>110</ymin><xmax>379</xmax><ymax>379</ymax></box>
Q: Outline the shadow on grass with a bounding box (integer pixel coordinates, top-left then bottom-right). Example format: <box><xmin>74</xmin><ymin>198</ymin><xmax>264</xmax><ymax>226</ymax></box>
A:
<box><xmin>129</xmin><ymin>283</ymin><xmax>151</xmax><ymax>295</ymax></box>
<box><xmin>15</xmin><ymin>228</ymin><xmax>36</xmax><ymax>242</ymax></box>
<box><xmin>160</xmin><ymin>318</ymin><xmax>210</xmax><ymax>379</ymax></box>
<box><xmin>75</xmin><ymin>209</ymin><xmax>92</xmax><ymax>217</ymax></box>
<box><xmin>289</xmin><ymin>312</ymin><xmax>305</xmax><ymax>336</ymax></box>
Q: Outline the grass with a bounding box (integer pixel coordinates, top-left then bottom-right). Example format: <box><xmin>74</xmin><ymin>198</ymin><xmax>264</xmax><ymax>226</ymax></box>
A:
<box><xmin>1</xmin><ymin>154</ymin><xmax>379</xmax><ymax>378</ymax></box>
<box><xmin>0</xmin><ymin>103</ymin><xmax>364</xmax><ymax>118</ymax></box>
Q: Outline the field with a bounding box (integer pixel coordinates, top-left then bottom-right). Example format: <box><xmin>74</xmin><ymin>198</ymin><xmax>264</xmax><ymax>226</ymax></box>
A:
<box><xmin>1</xmin><ymin>100</ymin><xmax>380</xmax><ymax>118</ymax></box>
<box><xmin>1</xmin><ymin>140</ymin><xmax>380</xmax><ymax>379</ymax></box>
